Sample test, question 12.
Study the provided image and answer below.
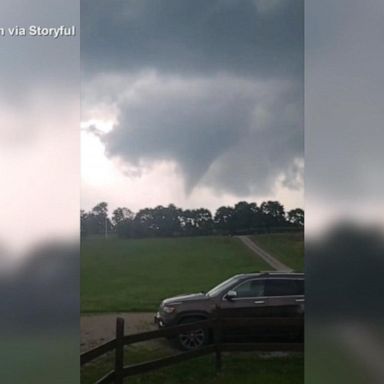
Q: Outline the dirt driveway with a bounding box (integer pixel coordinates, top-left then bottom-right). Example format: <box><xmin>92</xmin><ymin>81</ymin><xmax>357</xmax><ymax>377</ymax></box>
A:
<box><xmin>81</xmin><ymin>312</ymin><xmax>157</xmax><ymax>352</ymax></box>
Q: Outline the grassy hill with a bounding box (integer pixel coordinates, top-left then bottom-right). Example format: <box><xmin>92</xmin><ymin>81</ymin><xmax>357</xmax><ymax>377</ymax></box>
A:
<box><xmin>81</xmin><ymin>236</ymin><xmax>270</xmax><ymax>313</ymax></box>
<box><xmin>252</xmin><ymin>232</ymin><xmax>304</xmax><ymax>272</ymax></box>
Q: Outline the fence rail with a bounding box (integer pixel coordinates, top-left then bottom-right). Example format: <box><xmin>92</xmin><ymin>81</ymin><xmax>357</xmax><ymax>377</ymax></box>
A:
<box><xmin>81</xmin><ymin>339</ymin><xmax>117</xmax><ymax>366</ymax></box>
<box><xmin>81</xmin><ymin>316</ymin><xmax>303</xmax><ymax>384</ymax></box>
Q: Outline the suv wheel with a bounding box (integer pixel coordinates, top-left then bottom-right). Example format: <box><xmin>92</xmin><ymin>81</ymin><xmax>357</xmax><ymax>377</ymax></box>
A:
<box><xmin>177</xmin><ymin>317</ymin><xmax>209</xmax><ymax>351</ymax></box>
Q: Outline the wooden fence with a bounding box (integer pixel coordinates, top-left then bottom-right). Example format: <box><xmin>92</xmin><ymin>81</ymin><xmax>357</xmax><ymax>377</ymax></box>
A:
<box><xmin>81</xmin><ymin>317</ymin><xmax>303</xmax><ymax>384</ymax></box>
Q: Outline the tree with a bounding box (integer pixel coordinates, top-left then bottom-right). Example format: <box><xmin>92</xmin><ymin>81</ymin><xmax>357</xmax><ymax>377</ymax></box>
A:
<box><xmin>214</xmin><ymin>206</ymin><xmax>235</xmax><ymax>234</ymax></box>
<box><xmin>80</xmin><ymin>199</ymin><xmax>302</xmax><ymax>238</ymax></box>
<box><xmin>179</xmin><ymin>209</ymin><xmax>197</xmax><ymax>235</ymax></box>
<box><xmin>193</xmin><ymin>208</ymin><xmax>213</xmax><ymax>235</ymax></box>
<box><xmin>260</xmin><ymin>201</ymin><xmax>285</xmax><ymax>219</ymax></box>
<box><xmin>287</xmin><ymin>208</ymin><xmax>304</xmax><ymax>227</ymax></box>
<box><xmin>152</xmin><ymin>204</ymin><xmax>182</xmax><ymax>236</ymax></box>
<box><xmin>87</xmin><ymin>202</ymin><xmax>113</xmax><ymax>236</ymax></box>
<box><xmin>112</xmin><ymin>207</ymin><xmax>134</xmax><ymax>225</ymax></box>
<box><xmin>112</xmin><ymin>207</ymin><xmax>134</xmax><ymax>238</ymax></box>
<box><xmin>232</xmin><ymin>201</ymin><xmax>260</xmax><ymax>233</ymax></box>
<box><xmin>260</xmin><ymin>201</ymin><xmax>286</xmax><ymax>228</ymax></box>
<box><xmin>80</xmin><ymin>210</ymin><xmax>89</xmax><ymax>238</ymax></box>
<box><xmin>92</xmin><ymin>202</ymin><xmax>108</xmax><ymax>217</ymax></box>
<box><xmin>80</xmin><ymin>210</ymin><xmax>101</xmax><ymax>238</ymax></box>
<box><xmin>133</xmin><ymin>208</ymin><xmax>156</xmax><ymax>237</ymax></box>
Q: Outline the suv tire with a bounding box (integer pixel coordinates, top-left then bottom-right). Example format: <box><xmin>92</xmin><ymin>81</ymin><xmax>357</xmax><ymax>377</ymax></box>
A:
<box><xmin>176</xmin><ymin>317</ymin><xmax>209</xmax><ymax>351</ymax></box>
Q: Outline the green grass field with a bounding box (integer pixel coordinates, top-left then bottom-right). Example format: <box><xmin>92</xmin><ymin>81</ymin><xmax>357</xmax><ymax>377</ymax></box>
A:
<box><xmin>81</xmin><ymin>236</ymin><xmax>270</xmax><ymax>313</ymax></box>
<box><xmin>81</xmin><ymin>347</ymin><xmax>303</xmax><ymax>384</ymax></box>
<box><xmin>252</xmin><ymin>233</ymin><xmax>304</xmax><ymax>272</ymax></box>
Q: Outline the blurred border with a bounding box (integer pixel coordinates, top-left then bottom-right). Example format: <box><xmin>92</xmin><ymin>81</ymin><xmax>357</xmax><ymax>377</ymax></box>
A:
<box><xmin>305</xmin><ymin>0</ymin><xmax>384</xmax><ymax>383</ymax></box>
<box><xmin>0</xmin><ymin>1</ymin><xmax>80</xmax><ymax>383</ymax></box>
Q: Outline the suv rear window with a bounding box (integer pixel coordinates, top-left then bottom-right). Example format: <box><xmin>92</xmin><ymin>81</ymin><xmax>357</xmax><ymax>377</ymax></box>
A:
<box><xmin>265</xmin><ymin>279</ymin><xmax>304</xmax><ymax>296</ymax></box>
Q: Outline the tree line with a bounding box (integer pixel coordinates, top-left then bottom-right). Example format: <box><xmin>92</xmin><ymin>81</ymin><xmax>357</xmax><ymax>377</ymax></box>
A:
<box><xmin>81</xmin><ymin>201</ymin><xmax>304</xmax><ymax>239</ymax></box>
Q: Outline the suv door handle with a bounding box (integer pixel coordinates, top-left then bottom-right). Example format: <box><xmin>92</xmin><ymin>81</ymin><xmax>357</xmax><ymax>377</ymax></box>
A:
<box><xmin>295</xmin><ymin>299</ymin><xmax>304</xmax><ymax>302</ymax></box>
<box><xmin>254</xmin><ymin>300</ymin><xmax>265</xmax><ymax>304</ymax></box>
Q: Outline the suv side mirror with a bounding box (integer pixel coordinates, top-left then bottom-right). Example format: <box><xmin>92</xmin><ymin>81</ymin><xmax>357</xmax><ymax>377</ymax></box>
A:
<box><xmin>225</xmin><ymin>290</ymin><xmax>237</xmax><ymax>300</ymax></box>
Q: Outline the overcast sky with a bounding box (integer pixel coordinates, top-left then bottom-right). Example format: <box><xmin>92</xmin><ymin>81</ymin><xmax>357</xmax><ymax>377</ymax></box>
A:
<box><xmin>81</xmin><ymin>0</ymin><xmax>304</xmax><ymax>214</ymax></box>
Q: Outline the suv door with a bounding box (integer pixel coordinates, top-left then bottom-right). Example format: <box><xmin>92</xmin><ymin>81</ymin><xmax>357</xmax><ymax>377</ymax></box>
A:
<box><xmin>263</xmin><ymin>278</ymin><xmax>304</xmax><ymax>339</ymax></box>
<box><xmin>219</xmin><ymin>278</ymin><xmax>272</xmax><ymax>341</ymax></box>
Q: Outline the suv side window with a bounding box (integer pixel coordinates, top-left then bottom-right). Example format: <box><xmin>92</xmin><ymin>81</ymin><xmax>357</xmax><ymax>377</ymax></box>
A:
<box><xmin>233</xmin><ymin>279</ymin><xmax>265</xmax><ymax>298</ymax></box>
<box><xmin>265</xmin><ymin>279</ymin><xmax>302</xmax><ymax>297</ymax></box>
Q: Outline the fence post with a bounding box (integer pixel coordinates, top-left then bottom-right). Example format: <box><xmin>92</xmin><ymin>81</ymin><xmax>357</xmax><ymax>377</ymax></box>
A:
<box><xmin>115</xmin><ymin>317</ymin><xmax>125</xmax><ymax>384</ymax></box>
<box><xmin>213</xmin><ymin>313</ymin><xmax>222</xmax><ymax>373</ymax></box>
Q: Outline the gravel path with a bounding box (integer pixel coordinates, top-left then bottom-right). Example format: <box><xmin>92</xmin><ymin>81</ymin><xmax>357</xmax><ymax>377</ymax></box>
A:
<box><xmin>81</xmin><ymin>312</ymin><xmax>157</xmax><ymax>352</ymax></box>
<box><xmin>237</xmin><ymin>236</ymin><xmax>292</xmax><ymax>272</ymax></box>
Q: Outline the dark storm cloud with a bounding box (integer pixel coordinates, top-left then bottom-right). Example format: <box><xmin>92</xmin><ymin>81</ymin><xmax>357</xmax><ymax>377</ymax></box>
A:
<box><xmin>81</xmin><ymin>0</ymin><xmax>303</xmax><ymax>79</ymax></box>
<box><xmin>82</xmin><ymin>0</ymin><xmax>304</xmax><ymax>196</ymax></box>
<box><xmin>104</xmin><ymin>76</ymin><xmax>254</xmax><ymax>191</ymax></box>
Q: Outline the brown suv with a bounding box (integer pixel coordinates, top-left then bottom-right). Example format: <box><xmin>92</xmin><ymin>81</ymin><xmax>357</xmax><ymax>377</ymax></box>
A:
<box><xmin>155</xmin><ymin>272</ymin><xmax>304</xmax><ymax>350</ymax></box>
